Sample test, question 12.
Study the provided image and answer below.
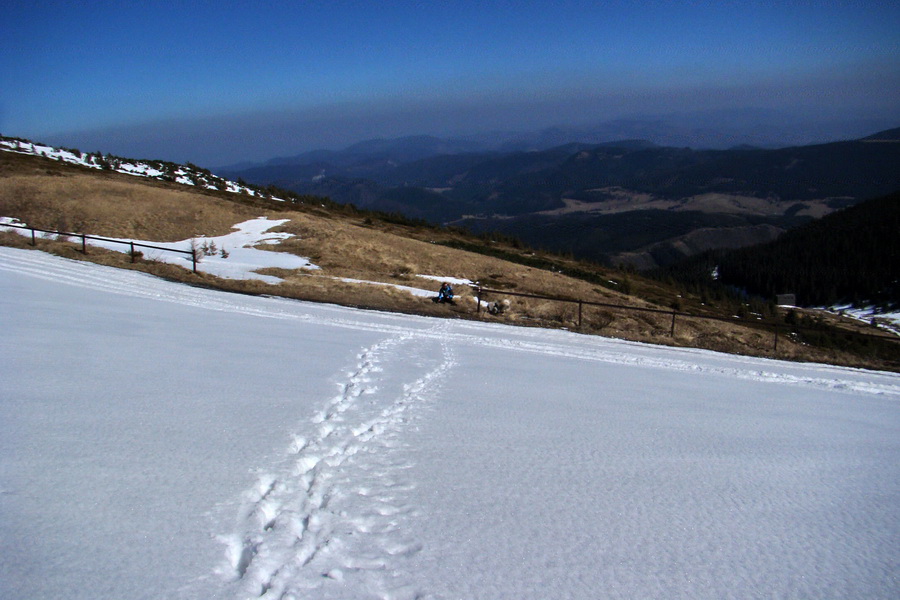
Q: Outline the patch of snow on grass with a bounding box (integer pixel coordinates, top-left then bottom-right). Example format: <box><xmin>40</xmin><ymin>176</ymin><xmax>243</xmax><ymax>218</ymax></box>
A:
<box><xmin>828</xmin><ymin>304</ymin><xmax>900</xmax><ymax>337</ymax></box>
<box><xmin>0</xmin><ymin>137</ymin><xmax>285</xmax><ymax>200</ymax></box>
<box><xmin>192</xmin><ymin>218</ymin><xmax>319</xmax><ymax>283</ymax></box>
<box><xmin>1</xmin><ymin>216</ymin><xmax>317</xmax><ymax>284</ymax></box>
<box><xmin>339</xmin><ymin>277</ymin><xmax>435</xmax><ymax>298</ymax></box>
<box><xmin>416</xmin><ymin>274</ymin><xmax>474</xmax><ymax>286</ymax></box>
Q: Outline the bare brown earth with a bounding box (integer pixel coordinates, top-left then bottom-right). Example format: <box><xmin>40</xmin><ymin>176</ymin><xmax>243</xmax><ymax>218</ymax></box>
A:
<box><xmin>2</xmin><ymin>151</ymin><xmax>896</xmax><ymax>371</ymax></box>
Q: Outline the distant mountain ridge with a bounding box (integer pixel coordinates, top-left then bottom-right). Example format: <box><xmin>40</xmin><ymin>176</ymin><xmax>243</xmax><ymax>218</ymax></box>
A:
<box><xmin>215</xmin><ymin>108</ymin><xmax>893</xmax><ymax>172</ymax></box>
<box><xmin>862</xmin><ymin>127</ymin><xmax>900</xmax><ymax>141</ymax></box>
<box><xmin>223</xmin><ymin>127</ymin><xmax>900</xmax><ymax>269</ymax></box>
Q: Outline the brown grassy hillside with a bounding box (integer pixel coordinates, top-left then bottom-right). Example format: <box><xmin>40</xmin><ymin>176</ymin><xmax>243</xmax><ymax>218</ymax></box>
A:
<box><xmin>1</xmin><ymin>149</ymin><xmax>896</xmax><ymax>371</ymax></box>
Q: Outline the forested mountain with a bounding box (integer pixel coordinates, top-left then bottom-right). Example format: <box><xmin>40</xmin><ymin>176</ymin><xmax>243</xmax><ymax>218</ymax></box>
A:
<box><xmin>663</xmin><ymin>191</ymin><xmax>900</xmax><ymax>308</ymax></box>
<box><xmin>224</xmin><ymin>129</ymin><xmax>900</xmax><ymax>269</ymax></box>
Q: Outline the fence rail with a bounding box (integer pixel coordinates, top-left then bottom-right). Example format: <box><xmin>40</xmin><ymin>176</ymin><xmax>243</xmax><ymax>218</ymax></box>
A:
<box><xmin>3</xmin><ymin>221</ymin><xmax>897</xmax><ymax>359</ymax></box>
<box><xmin>1</xmin><ymin>222</ymin><xmax>197</xmax><ymax>272</ymax></box>
<box><xmin>473</xmin><ymin>286</ymin><xmax>899</xmax><ymax>354</ymax></box>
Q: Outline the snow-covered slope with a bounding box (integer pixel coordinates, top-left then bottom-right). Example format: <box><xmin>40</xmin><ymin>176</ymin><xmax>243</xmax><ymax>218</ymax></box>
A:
<box><xmin>1</xmin><ymin>246</ymin><xmax>899</xmax><ymax>599</ymax></box>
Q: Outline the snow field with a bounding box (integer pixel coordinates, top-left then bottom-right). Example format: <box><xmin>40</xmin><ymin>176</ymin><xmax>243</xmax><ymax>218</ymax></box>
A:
<box><xmin>1</xmin><ymin>245</ymin><xmax>899</xmax><ymax>599</ymax></box>
<box><xmin>216</xmin><ymin>327</ymin><xmax>456</xmax><ymax>599</ymax></box>
<box><xmin>404</xmin><ymin>349</ymin><xmax>899</xmax><ymax>598</ymax></box>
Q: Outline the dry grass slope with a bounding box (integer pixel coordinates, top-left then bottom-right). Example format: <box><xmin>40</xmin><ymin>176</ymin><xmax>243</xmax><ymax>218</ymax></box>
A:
<box><xmin>2</xmin><ymin>150</ymin><xmax>896</xmax><ymax>371</ymax></box>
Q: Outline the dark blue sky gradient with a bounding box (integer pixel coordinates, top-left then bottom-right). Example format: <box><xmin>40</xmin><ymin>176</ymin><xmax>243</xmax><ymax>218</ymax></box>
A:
<box><xmin>3</xmin><ymin>1</ymin><xmax>898</xmax><ymax>165</ymax></box>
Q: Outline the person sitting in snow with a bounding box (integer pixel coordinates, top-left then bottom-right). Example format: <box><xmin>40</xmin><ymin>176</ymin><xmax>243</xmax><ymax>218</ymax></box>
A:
<box><xmin>434</xmin><ymin>282</ymin><xmax>455</xmax><ymax>304</ymax></box>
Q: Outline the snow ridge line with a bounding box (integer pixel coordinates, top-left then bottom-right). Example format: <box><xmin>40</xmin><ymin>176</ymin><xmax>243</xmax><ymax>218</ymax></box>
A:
<box><xmin>218</xmin><ymin>326</ymin><xmax>455</xmax><ymax>598</ymax></box>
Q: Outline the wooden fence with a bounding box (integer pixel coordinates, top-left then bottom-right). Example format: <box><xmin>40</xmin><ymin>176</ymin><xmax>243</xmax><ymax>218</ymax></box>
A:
<box><xmin>1</xmin><ymin>222</ymin><xmax>198</xmax><ymax>272</ymax></box>
<box><xmin>473</xmin><ymin>286</ymin><xmax>899</xmax><ymax>355</ymax></box>
<box><xmin>3</xmin><ymin>220</ymin><xmax>896</xmax><ymax>360</ymax></box>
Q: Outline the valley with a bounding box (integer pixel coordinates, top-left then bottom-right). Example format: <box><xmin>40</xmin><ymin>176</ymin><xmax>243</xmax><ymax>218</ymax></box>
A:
<box><xmin>223</xmin><ymin>129</ymin><xmax>900</xmax><ymax>269</ymax></box>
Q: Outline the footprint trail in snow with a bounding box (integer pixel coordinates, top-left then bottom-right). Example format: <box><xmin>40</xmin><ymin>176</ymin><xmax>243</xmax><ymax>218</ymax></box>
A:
<box><xmin>217</xmin><ymin>324</ymin><xmax>455</xmax><ymax>599</ymax></box>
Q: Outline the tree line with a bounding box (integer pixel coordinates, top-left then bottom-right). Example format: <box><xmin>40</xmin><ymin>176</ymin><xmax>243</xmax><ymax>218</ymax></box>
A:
<box><xmin>660</xmin><ymin>190</ymin><xmax>900</xmax><ymax>309</ymax></box>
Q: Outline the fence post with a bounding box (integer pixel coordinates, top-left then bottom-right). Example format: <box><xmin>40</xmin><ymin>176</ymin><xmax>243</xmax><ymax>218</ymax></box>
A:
<box><xmin>191</xmin><ymin>247</ymin><xmax>197</xmax><ymax>273</ymax></box>
<box><xmin>578</xmin><ymin>301</ymin><xmax>583</xmax><ymax>329</ymax></box>
<box><xmin>81</xmin><ymin>233</ymin><xmax>87</xmax><ymax>254</ymax></box>
<box><xmin>130</xmin><ymin>241</ymin><xmax>135</xmax><ymax>263</ymax></box>
<box><xmin>773</xmin><ymin>327</ymin><xmax>779</xmax><ymax>353</ymax></box>
<box><xmin>31</xmin><ymin>228</ymin><xmax>36</xmax><ymax>246</ymax></box>
<box><xmin>671</xmin><ymin>312</ymin><xmax>677</xmax><ymax>337</ymax></box>
<box><xmin>475</xmin><ymin>287</ymin><xmax>482</xmax><ymax>316</ymax></box>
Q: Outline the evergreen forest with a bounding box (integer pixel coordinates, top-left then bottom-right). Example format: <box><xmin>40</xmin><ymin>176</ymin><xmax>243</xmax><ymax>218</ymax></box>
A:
<box><xmin>662</xmin><ymin>191</ymin><xmax>900</xmax><ymax>309</ymax></box>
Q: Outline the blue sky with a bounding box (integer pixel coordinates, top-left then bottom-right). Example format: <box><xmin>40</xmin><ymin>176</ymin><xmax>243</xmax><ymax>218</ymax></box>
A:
<box><xmin>3</xmin><ymin>1</ymin><xmax>898</xmax><ymax>166</ymax></box>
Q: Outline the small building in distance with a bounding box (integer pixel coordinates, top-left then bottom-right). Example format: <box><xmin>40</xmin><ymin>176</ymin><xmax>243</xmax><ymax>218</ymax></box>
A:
<box><xmin>776</xmin><ymin>293</ymin><xmax>797</xmax><ymax>306</ymax></box>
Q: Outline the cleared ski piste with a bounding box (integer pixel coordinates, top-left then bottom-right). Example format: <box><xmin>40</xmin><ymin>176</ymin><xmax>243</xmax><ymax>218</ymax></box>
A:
<box><xmin>1</xmin><ymin>246</ymin><xmax>898</xmax><ymax>600</ymax></box>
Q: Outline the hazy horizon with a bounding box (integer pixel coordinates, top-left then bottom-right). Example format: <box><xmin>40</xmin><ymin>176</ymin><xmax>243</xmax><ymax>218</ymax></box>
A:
<box><xmin>3</xmin><ymin>2</ymin><xmax>898</xmax><ymax>167</ymax></box>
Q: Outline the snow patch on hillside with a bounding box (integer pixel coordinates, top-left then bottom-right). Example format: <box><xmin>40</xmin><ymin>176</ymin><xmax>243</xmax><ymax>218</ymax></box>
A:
<box><xmin>0</xmin><ymin>136</ymin><xmax>280</xmax><ymax>200</ymax></box>
<box><xmin>416</xmin><ymin>274</ymin><xmax>474</xmax><ymax>286</ymax></box>
<box><xmin>1</xmin><ymin>216</ymin><xmax>317</xmax><ymax>284</ymax></box>
<box><xmin>187</xmin><ymin>217</ymin><xmax>319</xmax><ymax>283</ymax></box>
<box><xmin>339</xmin><ymin>277</ymin><xmax>437</xmax><ymax>298</ymax></box>
<box><xmin>828</xmin><ymin>304</ymin><xmax>900</xmax><ymax>336</ymax></box>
